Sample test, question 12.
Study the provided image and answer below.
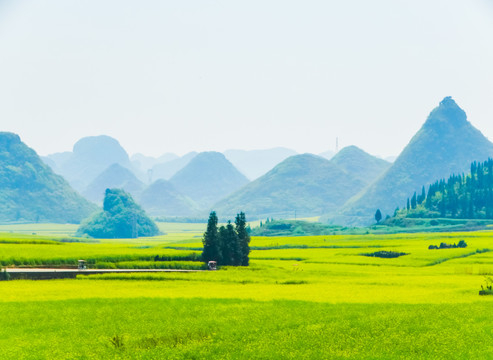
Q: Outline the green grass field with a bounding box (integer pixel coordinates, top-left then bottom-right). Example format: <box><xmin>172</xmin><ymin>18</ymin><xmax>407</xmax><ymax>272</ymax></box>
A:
<box><xmin>1</xmin><ymin>225</ymin><xmax>492</xmax><ymax>359</ymax></box>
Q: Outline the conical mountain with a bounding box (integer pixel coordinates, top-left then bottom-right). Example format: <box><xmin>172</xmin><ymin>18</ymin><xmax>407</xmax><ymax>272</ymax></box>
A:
<box><xmin>169</xmin><ymin>151</ymin><xmax>250</xmax><ymax>209</ymax></box>
<box><xmin>337</xmin><ymin>97</ymin><xmax>493</xmax><ymax>224</ymax></box>
<box><xmin>0</xmin><ymin>132</ymin><xmax>97</xmax><ymax>223</ymax></box>
<box><xmin>139</xmin><ymin>179</ymin><xmax>200</xmax><ymax>217</ymax></box>
<box><xmin>330</xmin><ymin>146</ymin><xmax>390</xmax><ymax>183</ymax></box>
<box><xmin>223</xmin><ymin>147</ymin><xmax>298</xmax><ymax>180</ymax></box>
<box><xmin>83</xmin><ymin>163</ymin><xmax>145</xmax><ymax>203</ymax></box>
<box><xmin>58</xmin><ymin>135</ymin><xmax>132</xmax><ymax>192</ymax></box>
<box><xmin>151</xmin><ymin>151</ymin><xmax>197</xmax><ymax>181</ymax></box>
<box><xmin>214</xmin><ymin>153</ymin><xmax>368</xmax><ymax>218</ymax></box>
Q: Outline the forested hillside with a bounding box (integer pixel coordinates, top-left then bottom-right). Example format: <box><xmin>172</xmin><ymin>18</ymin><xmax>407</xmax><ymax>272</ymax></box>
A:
<box><xmin>401</xmin><ymin>158</ymin><xmax>493</xmax><ymax>219</ymax></box>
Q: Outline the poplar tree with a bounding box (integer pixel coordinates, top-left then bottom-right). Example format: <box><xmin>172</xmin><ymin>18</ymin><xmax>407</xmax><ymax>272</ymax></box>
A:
<box><xmin>235</xmin><ymin>212</ymin><xmax>251</xmax><ymax>266</ymax></box>
<box><xmin>202</xmin><ymin>211</ymin><xmax>221</xmax><ymax>264</ymax></box>
<box><xmin>374</xmin><ymin>209</ymin><xmax>382</xmax><ymax>224</ymax></box>
<box><xmin>219</xmin><ymin>221</ymin><xmax>241</xmax><ymax>265</ymax></box>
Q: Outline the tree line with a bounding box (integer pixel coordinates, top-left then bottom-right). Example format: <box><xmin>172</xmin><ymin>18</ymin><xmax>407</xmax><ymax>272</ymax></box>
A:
<box><xmin>202</xmin><ymin>211</ymin><xmax>250</xmax><ymax>266</ymax></box>
<box><xmin>402</xmin><ymin>158</ymin><xmax>493</xmax><ymax>219</ymax></box>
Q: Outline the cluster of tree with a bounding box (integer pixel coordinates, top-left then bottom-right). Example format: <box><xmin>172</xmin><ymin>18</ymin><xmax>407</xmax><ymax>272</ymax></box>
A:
<box><xmin>361</xmin><ymin>251</ymin><xmax>407</xmax><ymax>258</ymax></box>
<box><xmin>403</xmin><ymin>159</ymin><xmax>493</xmax><ymax>219</ymax></box>
<box><xmin>202</xmin><ymin>211</ymin><xmax>250</xmax><ymax>266</ymax></box>
<box><xmin>77</xmin><ymin>188</ymin><xmax>160</xmax><ymax>238</ymax></box>
<box><xmin>428</xmin><ymin>240</ymin><xmax>467</xmax><ymax>250</ymax></box>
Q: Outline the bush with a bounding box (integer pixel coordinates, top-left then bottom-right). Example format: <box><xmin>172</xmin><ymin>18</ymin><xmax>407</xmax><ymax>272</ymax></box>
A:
<box><xmin>428</xmin><ymin>241</ymin><xmax>467</xmax><ymax>250</ymax></box>
<box><xmin>361</xmin><ymin>251</ymin><xmax>408</xmax><ymax>258</ymax></box>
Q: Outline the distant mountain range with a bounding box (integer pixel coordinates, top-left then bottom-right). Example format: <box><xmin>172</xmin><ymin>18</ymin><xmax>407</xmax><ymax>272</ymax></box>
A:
<box><xmin>223</xmin><ymin>147</ymin><xmax>298</xmax><ymax>180</ymax></box>
<box><xmin>83</xmin><ymin>163</ymin><xmax>145</xmax><ymax>203</ymax></box>
<box><xmin>170</xmin><ymin>152</ymin><xmax>250</xmax><ymax>209</ymax></box>
<box><xmin>131</xmin><ymin>152</ymin><xmax>179</xmax><ymax>173</ymax></box>
<box><xmin>46</xmin><ymin>135</ymin><xmax>134</xmax><ymax>192</ymax></box>
<box><xmin>214</xmin><ymin>150</ymin><xmax>389</xmax><ymax>218</ymax></box>
<box><xmin>151</xmin><ymin>151</ymin><xmax>198</xmax><ymax>181</ymax></box>
<box><xmin>335</xmin><ymin>97</ymin><xmax>493</xmax><ymax>225</ymax></box>
<box><xmin>139</xmin><ymin>179</ymin><xmax>200</xmax><ymax>217</ymax></box>
<box><xmin>0</xmin><ymin>132</ymin><xmax>97</xmax><ymax>223</ymax></box>
<box><xmin>28</xmin><ymin>96</ymin><xmax>491</xmax><ymax>225</ymax></box>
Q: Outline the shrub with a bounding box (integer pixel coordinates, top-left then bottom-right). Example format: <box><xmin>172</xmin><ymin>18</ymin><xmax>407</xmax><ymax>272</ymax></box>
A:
<box><xmin>361</xmin><ymin>251</ymin><xmax>408</xmax><ymax>258</ymax></box>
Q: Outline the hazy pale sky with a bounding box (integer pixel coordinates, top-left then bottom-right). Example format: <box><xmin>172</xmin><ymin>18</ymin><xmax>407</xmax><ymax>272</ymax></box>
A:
<box><xmin>1</xmin><ymin>0</ymin><xmax>492</xmax><ymax>157</ymax></box>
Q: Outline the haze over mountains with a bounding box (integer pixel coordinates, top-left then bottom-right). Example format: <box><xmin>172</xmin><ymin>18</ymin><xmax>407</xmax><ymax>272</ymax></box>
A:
<box><xmin>223</xmin><ymin>148</ymin><xmax>298</xmax><ymax>180</ymax></box>
<box><xmin>336</xmin><ymin>97</ymin><xmax>493</xmax><ymax>225</ymax></box>
<box><xmin>46</xmin><ymin>135</ymin><xmax>135</xmax><ymax>192</ymax></box>
<box><xmin>83</xmin><ymin>163</ymin><xmax>145</xmax><ymax>203</ymax></box>
<box><xmin>139</xmin><ymin>180</ymin><xmax>200</xmax><ymax>217</ymax></box>
<box><xmin>214</xmin><ymin>149</ymin><xmax>389</xmax><ymax>218</ymax></box>
<box><xmin>0</xmin><ymin>132</ymin><xmax>97</xmax><ymax>223</ymax></box>
<box><xmin>4</xmin><ymin>96</ymin><xmax>489</xmax><ymax>225</ymax></box>
<box><xmin>170</xmin><ymin>152</ymin><xmax>250</xmax><ymax>209</ymax></box>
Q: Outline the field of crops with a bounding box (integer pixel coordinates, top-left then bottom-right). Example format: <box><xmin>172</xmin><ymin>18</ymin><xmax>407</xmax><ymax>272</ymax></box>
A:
<box><xmin>1</xmin><ymin>225</ymin><xmax>492</xmax><ymax>359</ymax></box>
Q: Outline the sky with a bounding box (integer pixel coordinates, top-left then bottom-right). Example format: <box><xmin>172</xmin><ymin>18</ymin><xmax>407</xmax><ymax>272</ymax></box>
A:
<box><xmin>0</xmin><ymin>0</ymin><xmax>492</xmax><ymax>158</ymax></box>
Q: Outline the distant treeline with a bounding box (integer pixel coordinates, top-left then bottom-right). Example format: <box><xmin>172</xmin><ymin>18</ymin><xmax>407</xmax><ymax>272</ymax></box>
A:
<box><xmin>403</xmin><ymin>158</ymin><xmax>493</xmax><ymax>219</ymax></box>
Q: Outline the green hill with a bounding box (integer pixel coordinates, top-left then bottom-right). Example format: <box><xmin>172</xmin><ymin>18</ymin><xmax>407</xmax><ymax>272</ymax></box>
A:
<box><xmin>0</xmin><ymin>132</ymin><xmax>97</xmax><ymax>223</ymax></box>
<box><xmin>83</xmin><ymin>163</ymin><xmax>145</xmax><ymax>203</ymax></box>
<box><xmin>397</xmin><ymin>158</ymin><xmax>493</xmax><ymax>219</ymax></box>
<box><xmin>77</xmin><ymin>188</ymin><xmax>159</xmax><ymax>238</ymax></box>
<box><xmin>139</xmin><ymin>179</ymin><xmax>200</xmax><ymax>217</ymax></box>
<box><xmin>330</xmin><ymin>146</ymin><xmax>390</xmax><ymax>183</ymax></box>
<box><xmin>170</xmin><ymin>152</ymin><xmax>250</xmax><ymax>209</ymax></box>
<box><xmin>213</xmin><ymin>154</ymin><xmax>368</xmax><ymax>218</ymax></box>
<box><xmin>337</xmin><ymin>97</ymin><xmax>493</xmax><ymax>225</ymax></box>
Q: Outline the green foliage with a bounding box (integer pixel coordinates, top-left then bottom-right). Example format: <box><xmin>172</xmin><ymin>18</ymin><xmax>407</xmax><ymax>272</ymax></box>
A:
<box><xmin>201</xmin><ymin>211</ymin><xmax>250</xmax><ymax>266</ymax></box>
<box><xmin>340</xmin><ymin>97</ymin><xmax>493</xmax><ymax>224</ymax></box>
<box><xmin>201</xmin><ymin>211</ymin><xmax>222</xmax><ymax>264</ymax></box>
<box><xmin>235</xmin><ymin>212</ymin><xmax>250</xmax><ymax>266</ymax></box>
<box><xmin>403</xmin><ymin>158</ymin><xmax>493</xmax><ymax>220</ymax></box>
<box><xmin>374</xmin><ymin>209</ymin><xmax>382</xmax><ymax>223</ymax></box>
<box><xmin>76</xmin><ymin>189</ymin><xmax>159</xmax><ymax>238</ymax></box>
<box><xmin>479</xmin><ymin>276</ymin><xmax>493</xmax><ymax>295</ymax></box>
<box><xmin>0</xmin><ymin>299</ymin><xmax>493</xmax><ymax>358</ymax></box>
<box><xmin>0</xmin><ymin>132</ymin><xmax>97</xmax><ymax>223</ymax></box>
<box><xmin>250</xmin><ymin>220</ymin><xmax>343</xmax><ymax>236</ymax></box>
<box><xmin>215</xmin><ymin>153</ymin><xmax>381</xmax><ymax>219</ymax></box>
<box><xmin>428</xmin><ymin>240</ymin><xmax>468</xmax><ymax>250</ymax></box>
<box><xmin>361</xmin><ymin>251</ymin><xmax>408</xmax><ymax>258</ymax></box>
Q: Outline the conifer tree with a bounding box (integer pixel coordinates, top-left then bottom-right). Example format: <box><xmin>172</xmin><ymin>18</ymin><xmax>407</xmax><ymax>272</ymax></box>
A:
<box><xmin>202</xmin><ymin>211</ymin><xmax>221</xmax><ymax>264</ymax></box>
<box><xmin>418</xmin><ymin>186</ymin><xmax>426</xmax><ymax>204</ymax></box>
<box><xmin>411</xmin><ymin>192</ymin><xmax>417</xmax><ymax>209</ymax></box>
<box><xmin>374</xmin><ymin>209</ymin><xmax>382</xmax><ymax>223</ymax></box>
<box><xmin>219</xmin><ymin>221</ymin><xmax>241</xmax><ymax>265</ymax></box>
<box><xmin>235</xmin><ymin>212</ymin><xmax>250</xmax><ymax>266</ymax></box>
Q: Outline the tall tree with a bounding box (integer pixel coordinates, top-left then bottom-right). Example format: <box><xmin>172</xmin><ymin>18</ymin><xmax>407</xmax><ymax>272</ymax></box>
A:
<box><xmin>235</xmin><ymin>212</ymin><xmax>250</xmax><ymax>266</ymax></box>
<box><xmin>219</xmin><ymin>221</ymin><xmax>241</xmax><ymax>266</ymax></box>
<box><xmin>202</xmin><ymin>211</ymin><xmax>221</xmax><ymax>264</ymax></box>
<box><xmin>411</xmin><ymin>192</ymin><xmax>417</xmax><ymax>209</ymax></box>
<box><xmin>374</xmin><ymin>209</ymin><xmax>382</xmax><ymax>224</ymax></box>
